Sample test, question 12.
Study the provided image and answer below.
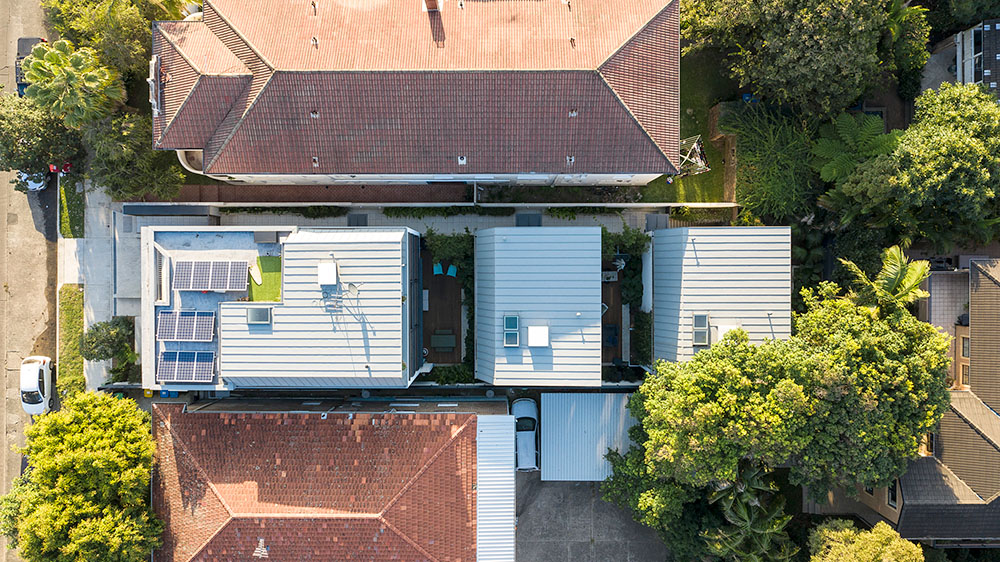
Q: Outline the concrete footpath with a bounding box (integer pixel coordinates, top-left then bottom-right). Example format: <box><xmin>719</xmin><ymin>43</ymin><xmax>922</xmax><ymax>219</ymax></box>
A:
<box><xmin>57</xmin><ymin>188</ymin><xmax>117</xmax><ymax>390</ymax></box>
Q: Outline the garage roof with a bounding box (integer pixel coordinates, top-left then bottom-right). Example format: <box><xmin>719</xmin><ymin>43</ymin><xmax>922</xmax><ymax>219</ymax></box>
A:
<box><xmin>541</xmin><ymin>393</ymin><xmax>636</xmax><ymax>481</ymax></box>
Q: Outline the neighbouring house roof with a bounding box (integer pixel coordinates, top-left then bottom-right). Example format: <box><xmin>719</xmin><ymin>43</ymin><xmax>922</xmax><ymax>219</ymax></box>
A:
<box><xmin>152</xmin><ymin>404</ymin><xmax>515</xmax><ymax>562</ymax></box>
<box><xmin>474</xmin><ymin>227</ymin><xmax>602</xmax><ymax>387</ymax></box>
<box><xmin>650</xmin><ymin>227</ymin><xmax>792</xmax><ymax>363</ymax></box>
<box><xmin>540</xmin><ymin>393</ymin><xmax>636</xmax><ymax>481</ymax></box>
<box><xmin>970</xmin><ymin>259</ymin><xmax>1000</xmax><ymax>412</ymax></box>
<box><xmin>150</xmin><ymin>0</ymin><xmax>680</xmax><ymax>176</ymax></box>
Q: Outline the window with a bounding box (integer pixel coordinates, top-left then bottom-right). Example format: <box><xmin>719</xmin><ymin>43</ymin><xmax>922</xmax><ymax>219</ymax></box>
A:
<box><xmin>37</xmin><ymin>369</ymin><xmax>44</xmax><ymax>395</ymax></box>
<box><xmin>515</xmin><ymin>417</ymin><xmax>536</xmax><ymax>432</ymax></box>
<box><xmin>693</xmin><ymin>314</ymin><xmax>710</xmax><ymax>346</ymax></box>
<box><xmin>962</xmin><ymin>364</ymin><xmax>970</xmax><ymax>386</ymax></box>
<box><xmin>887</xmin><ymin>479</ymin><xmax>898</xmax><ymax>509</ymax></box>
<box><xmin>864</xmin><ymin>487</ymin><xmax>874</xmax><ymax>496</ymax></box>
<box><xmin>503</xmin><ymin>315</ymin><xmax>519</xmax><ymax>347</ymax></box>
<box><xmin>962</xmin><ymin>337</ymin><xmax>970</xmax><ymax>358</ymax></box>
<box><xmin>925</xmin><ymin>433</ymin><xmax>935</xmax><ymax>455</ymax></box>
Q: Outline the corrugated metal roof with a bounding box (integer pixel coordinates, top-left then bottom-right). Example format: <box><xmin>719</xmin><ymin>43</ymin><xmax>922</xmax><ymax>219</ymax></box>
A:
<box><xmin>219</xmin><ymin>228</ymin><xmax>412</xmax><ymax>388</ymax></box>
<box><xmin>474</xmin><ymin>227</ymin><xmax>602</xmax><ymax>387</ymax></box>
<box><xmin>651</xmin><ymin>227</ymin><xmax>792</xmax><ymax>363</ymax></box>
<box><xmin>476</xmin><ymin>415</ymin><xmax>516</xmax><ymax>562</ymax></box>
<box><xmin>540</xmin><ymin>393</ymin><xmax>635</xmax><ymax>481</ymax></box>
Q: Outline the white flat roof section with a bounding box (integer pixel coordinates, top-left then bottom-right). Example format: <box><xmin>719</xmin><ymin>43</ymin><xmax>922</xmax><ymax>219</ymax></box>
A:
<box><xmin>540</xmin><ymin>393</ymin><xmax>636</xmax><ymax>481</ymax></box>
<box><xmin>220</xmin><ymin>228</ymin><xmax>412</xmax><ymax>388</ymax></box>
<box><xmin>475</xmin><ymin>227</ymin><xmax>603</xmax><ymax>387</ymax></box>
<box><xmin>651</xmin><ymin>226</ymin><xmax>792</xmax><ymax>363</ymax></box>
<box><xmin>476</xmin><ymin>415</ymin><xmax>516</xmax><ymax>562</ymax></box>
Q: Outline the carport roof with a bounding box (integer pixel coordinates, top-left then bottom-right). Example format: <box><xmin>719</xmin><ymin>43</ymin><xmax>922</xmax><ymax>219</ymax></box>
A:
<box><xmin>540</xmin><ymin>393</ymin><xmax>636</xmax><ymax>481</ymax></box>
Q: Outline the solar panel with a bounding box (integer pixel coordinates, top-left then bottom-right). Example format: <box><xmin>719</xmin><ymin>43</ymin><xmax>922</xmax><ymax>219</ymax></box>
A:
<box><xmin>156</xmin><ymin>311</ymin><xmax>178</xmax><ymax>340</ymax></box>
<box><xmin>210</xmin><ymin>261</ymin><xmax>230</xmax><ymax>291</ymax></box>
<box><xmin>172</xmin><ymin>261</ymin><xmax>250</xmax><ymax>292</ymax></box>
<box><xmin>156</xmin><ymin>311</ymin><xmax>215</xmax><ymax>342</ymax></box>
<box><xmin>172</xmin><ymin>261</ymin><xmax>193</xmax><ymax>290</ymax></box>
<box><xmin>192</xmin><ymin>262</ymin><xmax>211</xmax><ymax>290</ymax></box>
<box><xmin>156</xmin><ymin>351</ymin><xmax>214</xmax><ymax>383</ymax></box>
<box><xmin>229</xmin><ymin>261</ymin><xmax>248</xmax><ymax>290</ymax></box>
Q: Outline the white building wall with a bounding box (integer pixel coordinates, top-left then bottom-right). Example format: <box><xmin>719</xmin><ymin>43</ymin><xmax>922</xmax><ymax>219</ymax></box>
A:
<box><xmin>474</xmin><ymin>227</ymin><xmax>602</xmax><ymax>386</ymax></box>
<box><xmin>476</xmin><ymin>415</ymin><xmax>516</xmax><ymax>562</ymax></box>
<box><xmin>652</xmin><ymin>227</ymin><xmax>792</xmax><ymax>363</ymax></box>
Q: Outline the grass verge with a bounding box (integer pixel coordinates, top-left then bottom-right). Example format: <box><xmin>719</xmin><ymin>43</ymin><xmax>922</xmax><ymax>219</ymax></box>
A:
<box><xmin>250</xmin><ymin>256</ymin><xmax>282</xmax><ymax>302</ymax></box>
<box><xmin>58</xmin><ymin>284</ymin><xmax>86</xmax><ymax>396</ymax></box>
<box><xmin>643</xmin><ymin>48</ymin><xmax>739</xmax><ymax>203</ymax></box>
<box><xmin>60</xmin><ymin>182</ymin><xmax>85</xmax><ymax>238</ymax></box>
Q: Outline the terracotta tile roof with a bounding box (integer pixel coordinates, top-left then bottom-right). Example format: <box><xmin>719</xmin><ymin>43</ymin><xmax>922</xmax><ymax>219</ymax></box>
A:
<box><xmin>152</xmin><ymin>404</ymin><xmax>478</xmax><ymax>562</ymax></box>
<box><xmin>152</xmin><ymin>0</ymin><xmax>679</xmax><ymax>176</ymax></box>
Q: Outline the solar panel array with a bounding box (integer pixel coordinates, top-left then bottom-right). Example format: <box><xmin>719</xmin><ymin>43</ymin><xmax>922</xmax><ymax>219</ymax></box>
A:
<box><xmin>172</xmin><ymin>260</ymin><xmax>248</xmax><ymax>291</ymax></box>
<box><xmin>157</xmin><ymin>351</ymin><xmax>215</xmax><ymax>383</ymax></box>
<box><xmin>156</xmin><ymin>311</ymin><xmax>215</xmax><ymax>341</ymax></box>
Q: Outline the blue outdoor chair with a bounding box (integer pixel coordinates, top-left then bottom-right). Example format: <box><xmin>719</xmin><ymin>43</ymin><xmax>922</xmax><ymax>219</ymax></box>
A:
<box><xmin>433</xmin><ymin>262</ymin><xmax>443</xmax><ymax>275</ymax></box>
<box><xmin>446</xmin><ymin>264</ymin><xmax>457</xmax><ymax>278</ymax></box>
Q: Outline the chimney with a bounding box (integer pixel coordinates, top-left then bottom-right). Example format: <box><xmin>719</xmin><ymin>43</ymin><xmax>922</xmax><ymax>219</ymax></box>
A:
<box><xmin>425</xmin><ymin>0</ymin><xmax>439</xmax><ymax>11</ymax></box>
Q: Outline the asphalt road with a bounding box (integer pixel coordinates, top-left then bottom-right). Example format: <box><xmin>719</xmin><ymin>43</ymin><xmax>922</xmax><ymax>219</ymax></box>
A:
<box><xmin>1</xmin><ymin>0</ymin><xmax>54</xmax><ymax>559</ymax></box>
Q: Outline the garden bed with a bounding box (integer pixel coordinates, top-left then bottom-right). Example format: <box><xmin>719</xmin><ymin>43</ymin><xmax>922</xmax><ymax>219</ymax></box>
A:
<box><xmin>60</xmin><ymin>182</ymin><xmax>85</xmax><ymax>238</ymax></box>
<box><xmin>58</xmin><ymin>284</ymin><xmax>85</xmax><ymax>395</ymax></box>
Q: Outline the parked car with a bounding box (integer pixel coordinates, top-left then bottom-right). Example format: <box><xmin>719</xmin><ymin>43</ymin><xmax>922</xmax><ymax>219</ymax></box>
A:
<box><xmin>20</xmin><ymin>356</ymin><xmax>53</xmax><ymax>415</ymax></box>
<box><xmin>512</xmin><ymin>398</ymin><xmax>539</xmax><ymax>471</ymax></box>
<box><xmin>18</xmin><ymin>170</ymin><xmax>57</xmax><ymax>192</ymax></box>
<box><xmin>15</xmin><ymin>37</ymin><xmax>45</xmax><ymax>97</ymax></box>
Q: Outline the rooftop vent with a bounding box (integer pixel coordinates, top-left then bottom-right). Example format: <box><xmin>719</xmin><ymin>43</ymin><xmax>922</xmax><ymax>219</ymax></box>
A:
<box><xmin>569</xmin><ymin>37</ymin><xmax>576</xmax><ymax>48</ymax></box>
<box><xmin>311</xmin><ymin>156</ymin><xmax>319</xmax><ymax>168</ymax></box>
<box><xmin>310</xmin><ymin>0</ymin><xmax>317</xmax><ymax>14</ymax></box>
<box><xmin>310</xmin><ymin>111</ymin><xmax>319</xmax><ymax>118</ymax></box>
<box><xmin>457</xmin><ymin>155</ymin><xmax>467</xmax><ymax>165</ymax></box>
<box><xmin>247</xmin><ymin>307</ymin><xmax>272</xmax><ymax>325</ymax></box>
<box><xmin>311</xmin><ymin>36</ymin><xmax>319</xmax><ymax>48</ymax></box>
<box><xmin>527</xmin><ymin>325</ymin><xmax>549</xmax><ymax>347</ymax></box>
<box><xmin>317</xmin><ymin>259</ymin><xmax>338</xmax><ymax>285</ymax></box>
<box><xmin>566</xmin><ymin>155</ymin><xmax>575</xmax><ymax>166</ymax></box>
<box><xmin>568</xmin><ymin>109</ymin><xmax>578</xmax><ymax>118</ymax></box>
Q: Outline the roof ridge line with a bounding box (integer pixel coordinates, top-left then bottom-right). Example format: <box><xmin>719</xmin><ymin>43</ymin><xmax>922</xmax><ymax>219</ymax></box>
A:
<box><xmin>155</xmin><ymin>406</ymin><xmax>236</xmax><ymax>562</ymax></box>
<box><xmin>381</xmin><ymin>415</ymin><xmax>476</xmax><ymax>516</ymax></box>
<box><xmin>157</xmin><ymin>24</ymin><xmax>206</xmax><ymax>76</ymax></box>
<box><xmin>379</xmin><ymin>515</ymin><xmax>440</xmax><ymax>562</ymax></box>
<box><xmin>203</xmin><ymin>71</ymin><xmax>275</xmax><ymax>172</ymax></box>
<box><xmin>597</xmin><ymin>0</ymin><xmax>679</xmax><ymax>69</ymax></box>
<box><xmin>949</xmin><ymin>392</ymin><xmax>1000</xmax><ymax>453</ymax></box>
<box><xmin>157</xmin><ymin>74</ymin><xmax>203</xmax><ymax>147</ymax></box>
<box><xmin>204</xmin><ymin>0</ymin><xmax>275</xmax><ymax>71</ymax></box>
<box><xmin>226</xmin><ymin>512</ymin><xmax>382</xmax><ymax>519</ymax></box>
<box><xmin>596</xmin><ymin>69</ymin><xmax>676</xmax><ymax>170</ymax></box>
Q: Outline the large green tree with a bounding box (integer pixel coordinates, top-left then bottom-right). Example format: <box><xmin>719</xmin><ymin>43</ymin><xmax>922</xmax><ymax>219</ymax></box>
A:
<box><xmin>0</xmin><ymin>392</ymin><xmax>162</xmax><ymax>562</ymax></box>
<box><xmin>836</xmin><ymin>83</ymin><xmax>1000</xmax><ymax>250</ymax></box>
<box><xmin>21</xmin><ymin>40</ymin><xmax>124</xmax><ymax>129</ymax></box>
<box><xmin>41</xmin><ymin>0</ymin><xmax>185</xmax><ymax>76</ymax></box>
<box><xmin>683</xmin><ymin>0</ymin><xmax>885</xmax><ymax>116</ymax></box>
<box><xmin>0</xmin><ymin>92</ymin><xmax>84</xmax><ymax>190</ymax></box>
<box><xmin>809</xmin><ymin>519</ymin><xmax>923</xmax><ymax>562</ymax></box>
<box><xmin>83</xmin><ymin>113</ymin><xmax>184</xmax><ymax>200</ymax></box>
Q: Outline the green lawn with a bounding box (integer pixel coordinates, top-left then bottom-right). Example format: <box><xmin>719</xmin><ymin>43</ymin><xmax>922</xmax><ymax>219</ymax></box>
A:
<box><xmin>643</xmin><ymin>49</ymin><xmax>739</xmax><ymax>203</ymax></box>
<box><xmin>60</xmin><ymin>182</ymin><xmax>85</xmax><ymax>238</ymax></box>
<box><xmin>250</xmin><ymin>256</ymin><xmax>282</xmax><ymax>302</ymax></box>
<box><xmin>58</xmin><ymin>284</ymin><xmax>86</xmax><ymax>396</ymax></box>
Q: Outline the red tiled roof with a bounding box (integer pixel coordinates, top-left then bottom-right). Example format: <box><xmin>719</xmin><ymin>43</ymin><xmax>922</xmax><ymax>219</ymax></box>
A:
<box><xmin>151</xmin><ymin>0</ymin><xmax>680</xmax><ymax>176</ymax></box>
<box><xmin>152</xmin><ymin>404</ymin><xmax>478</xmax><ymax>562</ymax></box>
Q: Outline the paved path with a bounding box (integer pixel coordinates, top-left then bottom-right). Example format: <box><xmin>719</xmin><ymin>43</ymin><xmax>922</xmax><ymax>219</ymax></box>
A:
<box><xmin>1</xmin><ymin>0</ymin><xmax>50</xmax><ymax>559</ymax></box>
<box><xmin>57</xmin><ymin>188</ymin><xmax>115</xmax><ymax>390</ymax></box>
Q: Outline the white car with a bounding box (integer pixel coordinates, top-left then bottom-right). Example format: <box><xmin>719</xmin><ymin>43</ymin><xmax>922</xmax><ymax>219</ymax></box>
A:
<box><xmin>20</xmin><ymin>356</ymin><xmax>53</xmax><ymax>415</ymax></box>
<box><xmin>512</xmin><ymin>398</ymin><xmax>539</xmax><ymax>471</ymax></box>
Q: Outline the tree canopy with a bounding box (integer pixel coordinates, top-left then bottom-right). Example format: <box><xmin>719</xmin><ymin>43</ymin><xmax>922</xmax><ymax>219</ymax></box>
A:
<box><xmin>21</xmin><ymin>40</ymin><xmax>124</xmax><ymax>129</ymax></box>
<box><xmin>836</xmin><ymin>83</ymin><xmax>1000</xmax><ymax>250</ymax></box>
<box><xmin>83</xmin><ymin>113</ymin><xmax>184</xmax><ymax>200</ymax></box>
<box><xmin>0</xmin><ymin>92</ymin><xmax>84</xmax><ymax>190</ymax></box>
<box><xmin>683</xmin><ymin>0</ymin><xmax>885</xmax><ymax>116</ymax></box>
<box><xmin>81</xmin><ymin>317</ymin><xmax>134</xmax><ymax>361</ymax></box>
<box><xmin>0</xmin><ymin>392</ymin><xmax>161</xmax><ymax>562</ymax></box>
<box><xmin>809</xmin><ymin>520</ymin><xmax>924</xmax><ymax>562</ymax></box>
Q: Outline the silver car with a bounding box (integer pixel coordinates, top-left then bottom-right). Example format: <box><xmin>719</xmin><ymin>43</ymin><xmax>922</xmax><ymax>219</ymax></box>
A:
<box><xmin>512</xmin><ymin>398</ymin><xmax>539</xmax><ymax>471</ymax></box>
<box><xmin>20</xmin><ymin>356</ymin><xmax>53</xmax><ymax>415</ymax></box>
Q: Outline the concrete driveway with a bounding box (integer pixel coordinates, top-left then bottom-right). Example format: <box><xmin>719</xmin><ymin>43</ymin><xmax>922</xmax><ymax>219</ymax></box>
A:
<box><xmin>516</xmin><ymin>471</ymin><xmax>669</xmax><ymax>562</ymax></box>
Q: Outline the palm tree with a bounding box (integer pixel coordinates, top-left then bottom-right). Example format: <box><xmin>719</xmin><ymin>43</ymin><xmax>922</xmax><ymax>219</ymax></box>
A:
<box><xmin>702</xmin><ymin>462</ymin><xmax>798</xmax><ymax>562</ymax></box>
<box><xmin>840</xmin><ymin>245</ymin><xmax>930</xmax><ymax>307</ymax></box>
<box><xmin>21</xmin><ymin>40</ymin><xmax>124</xmax><ymax>129</ymax></box>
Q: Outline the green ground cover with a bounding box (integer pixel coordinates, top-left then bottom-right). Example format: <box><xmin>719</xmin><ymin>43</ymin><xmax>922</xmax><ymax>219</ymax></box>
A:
<box><xmin>59</xmin><ymin>181</ymin><xmax>84</xmax><ymax>238</ymax></box>
<box><xmin>250</xmin><ymin>256</ymin><xmax>282</xmax><ymax>302</ymax></box>
<box><xmin>58</xmin><ymin>284</ymin><xmax>85</xmax><ymax>396</ymax></box>
<box><xmin>643</xmin><ymin>49</ymin><xmax>739</xmax><ymax>203</ymax></box>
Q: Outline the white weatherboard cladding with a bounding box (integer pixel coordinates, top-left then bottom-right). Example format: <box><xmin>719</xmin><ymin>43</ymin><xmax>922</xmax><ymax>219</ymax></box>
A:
<box><xmin>219</xmin><ymin>229</ymin><xmax>410</xmax><ymax>388</ymax></box>
<box><xmin>475</xmin><ymin>227</ymin><xmax>602</xmax><ymax>387</ymax></box>
<box><xmin>541</xmin><ymin>393</ymin><xmax>636</xmax><ymax>481</ymax></box>
<box><xmin>652</xmin><ymin>227</ymin><xmax>791</xmax><ymax>363</ymax></box>
<box><xmin>476</xmin><ymin>415</ymin><xmax>516</xmax><ymax>562</ymax></box>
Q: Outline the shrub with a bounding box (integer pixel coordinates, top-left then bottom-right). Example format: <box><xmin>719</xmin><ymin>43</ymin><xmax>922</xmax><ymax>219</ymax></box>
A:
<box><xmin>83</xmin><ymin>114</ymin><xmax>183</xmax><ymax>200</ymax></box>
<box><xmin>426</xmin><ymin>364</ymin><xmax>476</xmax><ymax>385</ymax></box>
<box><xmin>81</xmin><ymin>317</ymin><xmax>133</xmax><ymax>362</ymax></box>
<box><xmin>602</xmin><ymin>226</ymin><xmax>650</xmax><ymax>307</ymax></box>
<box><xmin>631</xmin><ymin>311</ymin><xmax>653</xmax><ymax>366</ymax></box>
<box><xmin>381</xmin><ymin>206</ymin><xmax>515</xmax><ymax>219</ymax></box>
